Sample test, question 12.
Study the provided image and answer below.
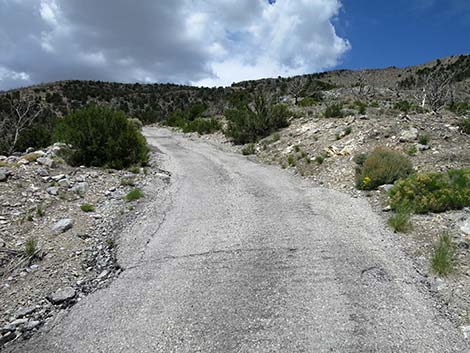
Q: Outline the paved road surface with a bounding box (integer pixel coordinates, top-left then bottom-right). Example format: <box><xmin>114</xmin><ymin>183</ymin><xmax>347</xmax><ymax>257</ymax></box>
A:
<box><xmin>10</xmin><ymin>127</ymin><xmax>468</xmax><ymax>352</ymax></box>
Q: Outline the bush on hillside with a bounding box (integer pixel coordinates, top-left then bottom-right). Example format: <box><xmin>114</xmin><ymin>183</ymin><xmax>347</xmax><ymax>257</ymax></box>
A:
<box><xmin>182</xmin><ymin>118</ymin><xmax>221</xmax><ymax>135</ymax></box>
<box><xmin>53</xmin><ymin>105</ymin><xmax>149</xmax><ymax>169</ymax></box>
<box><xmin>324</xmin><ymin>103</ymin><xmax>343</xmax><ymax>118</ymax></box>
<box><xmin>460</xmin><ymin>118</ymin><xmax>470</xmax><ymax>134</ymax></box>
<box><xmin>355</xmin><ymin>148</ymin><xmax>413</xmax><ymax>190</ymax></box>
<box><xmin>389</xmin><ymin>169</ymin><xmax>470</xmax><ymax>213</ymax></box>
<box><xmin>224</xmin><ymin>96</ymin><xmax>290</xmax><ymax>144</ymax></box>
<box><xmin>394</xmin><ymin>100</ymin><xmax>413</xmax><ymax>113</ymax></box>
<box><xmin>163</xmin><ymin>103</ymin><xmax>220</xmax><ymax>135</ymax></box>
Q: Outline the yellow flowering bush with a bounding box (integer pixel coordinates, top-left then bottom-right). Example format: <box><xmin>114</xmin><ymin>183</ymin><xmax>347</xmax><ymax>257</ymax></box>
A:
<box><xmin>389</xmin><ymin>169</ymin><xmax>470</xmax><ymax>213</ymax></box>
<box><xmin>355</xmin><ymin>148</ymin><xmax>413</xmax><ymax>190</ymax></box>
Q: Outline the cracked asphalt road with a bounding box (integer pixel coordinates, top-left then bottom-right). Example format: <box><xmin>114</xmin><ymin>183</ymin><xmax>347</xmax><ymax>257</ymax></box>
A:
<box><xmin>11</xmin><ymin>127</ymin><xmax>468</xmax><ymax>352</ymax></box>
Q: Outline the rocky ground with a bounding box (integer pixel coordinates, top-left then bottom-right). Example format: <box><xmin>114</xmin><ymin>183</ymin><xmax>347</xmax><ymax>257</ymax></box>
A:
<box><xmin>0</xmin><ymin>144</ymin><xmax>170</xmax><ymax>348</ymax></box>
<box><xmin>180</xmin><ymin>105</ymin><xmax>470</xmax><ymax>334</ymax></box>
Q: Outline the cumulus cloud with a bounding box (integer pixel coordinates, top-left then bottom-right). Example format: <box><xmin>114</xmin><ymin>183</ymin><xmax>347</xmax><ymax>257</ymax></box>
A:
<box><xmin>0</xmin><ymin>0</ymin><xmax>350</xmax><ymax>90</ymax></box>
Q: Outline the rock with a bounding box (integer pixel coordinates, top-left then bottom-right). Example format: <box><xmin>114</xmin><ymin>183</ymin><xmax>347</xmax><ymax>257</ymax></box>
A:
<box><xmin>417</xmin><ymin>144</ymin><xmax>430</xmax><ymax>151</ymax></box>
<box><xmin>0</xmin><ymin>331</ymin><xmax>16</xmax><ymax>345</ymax></box>
<box><xmin>37</xmin><ymin>168</ymin><xmax>49</xmax><ymax>177</ymax></box>
<box><xmin>399</xmin><ymin>127</ymin><xmax>419</xmax><ymax>142</ymax></box>
<box><xmin>14</xmin><ymin>306</ymin><xmax>35</xmax><ymax>319</ymax></box>
<box><xmin>97</xmin><ymin>270</ymin><xmax>109</xmax><ymax>280</ymax></box>
<box><xmin>382</xmin><ymin>205</ymin><xmax>392</xmax><ymax>212</ymax></box>
<box><xmin>47</xmin><ymin>287</ymin><xmax>76</xmax><ymax>304</ymax></box>
<box><xmin>156</xmin><ymin>173</ymin><xmax>171</xmax><ymax>182</ymax></box>
<box><xmin>47</xmin><ymin>187</ymin><xmax>59</xmax><ymax>196</ymax></box>
<box><xmin>51</xmin><ymin>219</ymin><xmax>74</xmax><ymax>234</ymax></box>
<box><xmin>378</xmin><ymin>184</ymin><xmax>394</xmax><ymax>193</ymax></box>
<box><xmin>37</xmin><ymin>157</ymin><xmax>56</xmax><ymax>168</ymax></box>
<box><xmin>8</xmin><ymin>318</ymin><xmax>28</xmax><ymax>328</ymax></box>
<box><xmin>461</xmin><ymin>325</ymin><xmax>470</xmax><ymax>339</ymax></box>
<box><xmin>461</xmin><ymin>219</ymin><xmax>470</xmax><ymax>236</ymax></box>
<box><xmin>434</xmin><ymin>278</ymin><xmax>447</xmax><ymax>291</ymax></box>
<box><xmin>51</xmin><ymin>174</ymin><xmax>66</xmax><ymax>181</ymax></box>
<box><xmin>58</xmin><ymin>178</ymin><xmax>72</xmax><ymax>188</ymax></box>
<box><xmin>22</xmin><ymin>320</ymin><xmax>41</xmax><ymax>331</ymax></box>
<box><xmin>0</xmin><ymin>239</ymin><xmax>5</xmax><ymax>248</ymax></box>
<box><xmin>71</xmin><ymin>182</ymin><xmax>89</xmax><ymax>196</ymax></box>
<box><xmin>0</xmin><ymin>168</ymin><xmax>11</xmax><ymax>182</ymax></box>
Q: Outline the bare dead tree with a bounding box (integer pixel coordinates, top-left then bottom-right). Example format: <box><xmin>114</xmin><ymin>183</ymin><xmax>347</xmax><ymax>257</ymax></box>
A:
<box><xmin>0</xmin><ymin>93</ymin><xmax>42</xmax><ymax>154</ymax></box>
<box><xmin>353</xmin><ymin>71</ymin><xmax>375</xmax><ymax>100</ymax></box>
<box><xmin>288</xmin><ymin>77</ymin><xmax>308</xmax><ymax>104</ymax></box>
<box><xmin>412</xmin><ymin>69</ymin><xmax>456</xmax><ymax>112</ymax></box>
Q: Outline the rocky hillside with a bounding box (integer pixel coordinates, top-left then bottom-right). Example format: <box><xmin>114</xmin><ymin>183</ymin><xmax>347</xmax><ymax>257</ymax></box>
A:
<box><xmin>0</xmin><ymin>143</ymin><xmax>170</xmax><ymax>347</ymax></box>
<box><xmin>1</xmin><ymin>54</ymin><xmax>469</xmax><ymax>155</ymax></box>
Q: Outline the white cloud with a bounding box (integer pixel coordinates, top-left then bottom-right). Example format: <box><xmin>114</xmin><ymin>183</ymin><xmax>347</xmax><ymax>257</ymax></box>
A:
<box><xmin>0</xmin><ymin>0</ymin><xmax>350</xmax><ymax>90</ymax></box>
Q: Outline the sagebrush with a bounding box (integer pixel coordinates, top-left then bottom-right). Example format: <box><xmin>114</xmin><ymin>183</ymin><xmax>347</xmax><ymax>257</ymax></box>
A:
<box><xmin>53</xmin><ymin>105</ymin><xmax>149</xmax><ymax>169</ymax></box>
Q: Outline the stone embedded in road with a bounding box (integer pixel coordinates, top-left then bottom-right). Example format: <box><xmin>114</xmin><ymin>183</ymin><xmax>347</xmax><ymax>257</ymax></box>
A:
<box><xmin>51</xmin><ymin>219</ymin><xmax>74</xmax><ymax>234</ymax></box>
<box><xmin>14</xmin><ymin>306</ymin><xmax>35</xmax><ymax>319</ymax></box>
<box><xmin>47</xmin><ymin>287</ymin><xmax>76</xmax><ymax>304</ymax></box>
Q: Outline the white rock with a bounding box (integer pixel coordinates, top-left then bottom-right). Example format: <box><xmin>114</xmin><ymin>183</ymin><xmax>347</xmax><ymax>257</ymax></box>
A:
<box><xmin>47</xmin><ymin>187</ymin><xmax>59</xmax><ymax>196</ymax></box>
<box><xmin>51</xmin><ymin>219</ymin><xmax>74</xmax><ymax>234</ymax></box>
<box><xmin>399</xmin><ymin>127</ymin><xmax>419</xmax><ymax>142</ymax></box>
<box><xmin>51</xmin><ymin>174</ymin><xmax>66</xmax><ymax>181</ymax></box>
<box><xmin>37</xmin><ymin>157</ymin><xmax>56</xmax><ymax>168</ymax></box>
<box><xmin>461</xmin><ymin>219</ymin><xmax>470</xmax><ymax>236</ymax></box>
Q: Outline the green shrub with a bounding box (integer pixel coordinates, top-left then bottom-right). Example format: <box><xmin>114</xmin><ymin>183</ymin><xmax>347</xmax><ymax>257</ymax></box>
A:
<box><xmin>354</xmin><ymin>101</ymin><xmax>368</xmax><ymax>114</ymax></box>
<box><xmin>80</xmin><ymin>203</ymin><xmax>95</xmax><ymax>212</ymax></box>
<box><xmin>241</xmin><ymin>144</ymin><xmax>256</xmax><ymax>155</ymax></box>
<box><xmin>183</xmin><ymin>118</ymin><xmax>221</xmax><ymax>135</ymax></box>
<box><xmin>394</xmin><ymin>100</ymin><xmax>412</xmax><ymax>113</ymax></box>
<box><xmin>128</xmin><ymin>166</ymin><xmax>141</xmax><ymax>174</ymax></box>
<box><xmin>128</xmin><ymin>118</ymin><xmax>143</xmax><ymax>131</ymax></box>
<box><xmin>270</xmin><ymin>132</ymin><xmax>281</xmax><ymax>143</ymax></box>
<box><xmin>298</xmin><ymin>97</ymin><xmax>318</xmax><ymax>107</ymax></box>
<box><xmin>406</xmin><ymin>145</ymin><xmax>418</xmax><ymax>156</ymax></box>
<box><xmin>418</xmin><ymin>133</ymin><xmax>430</xmax><ymax>145</ymax></box>
<box><xmin>460</xmin><ymin>118</ymin><xmax>470</xmax><ymax>134</ymax></box>
<box><xmin>353</xmin><ymin>153</ymin><xmax>368</xmax><ymax>167</ymax></box>
<box><xmin>24</xmin><ymin>238</ymin><xmax>38</xmax><ymax>257</ymax></box>
<box><xmin>315</xmin><ymin>155</ymin><xmax>325</xmax><ymax>165</ymax></box>
<box><xmin>287</xmin><ymin>154</ymin><xmax>296</xmax><ymax>166</ymax></box>
<box><xmin>53</xmin><ymin>106</ymin><xmax>149</xmax><ymax>169</ymax></box>
<box><xmin>125</xmin><ymin>188</ymin><xmax>144</xmax><ymax>202</ymax></box>
<box><xmin>324</xmin><ymin>103</ymin><xmax>343</xmax><ymax>118</ymax></box>
<box><xmin>387</xmin><ymin>209</ymin><xmax>412</xmax><ymax>233</ymax></box>
<box><xmin>389</xmin><ymin>169</ymin><xmax>470</xmax><ymax>213</ymax></box>
<box><xmin>225</xmin><ymin>97</ymin><xmax>290</xmax><ymax>144</ymax></box>
<box><xmin>356</xmin><ymin>148</ymin><xmax>413</xmax><ymax>190</ymax></box>
<box><xmin>448</xmin><ymin>102</ymin><xmax>470</xmax><ymax>115</ymax></box>
<box><xmin>431</xmin><ymin>234</ymin><xmax>454</xmax><ymax>275</ymax></box>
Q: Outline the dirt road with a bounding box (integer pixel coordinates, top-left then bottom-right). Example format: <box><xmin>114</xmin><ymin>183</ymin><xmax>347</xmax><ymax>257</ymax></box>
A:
<box><xmin>10</xmin><ymin>127</ymin><xmax>467</xmax><ymax>352</ymax></box>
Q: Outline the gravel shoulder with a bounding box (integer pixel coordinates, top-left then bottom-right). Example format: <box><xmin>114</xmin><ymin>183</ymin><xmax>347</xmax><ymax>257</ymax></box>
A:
<box><xmin>5</xmin><ymin>127</ymin><xmax>468</xmax><ymax>352</ymax></box>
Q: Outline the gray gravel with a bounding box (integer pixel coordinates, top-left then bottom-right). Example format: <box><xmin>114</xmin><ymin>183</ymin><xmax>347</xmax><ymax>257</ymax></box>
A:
<box><xmin>10</xmin><ymin>127</ymin><xmax>468</xmax><ymax>352</ymax></box>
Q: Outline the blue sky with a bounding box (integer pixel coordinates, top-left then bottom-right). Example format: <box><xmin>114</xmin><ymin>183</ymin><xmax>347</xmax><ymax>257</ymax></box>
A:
<box><xmin>0</xmin><ymin>0</ymin><xmax>469</xmax><ymax>90</ymax></box>
<box><xmin>336</xmin><ymin>0</ymin><xmax>470</xmax><ymax>69</ymax></box>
